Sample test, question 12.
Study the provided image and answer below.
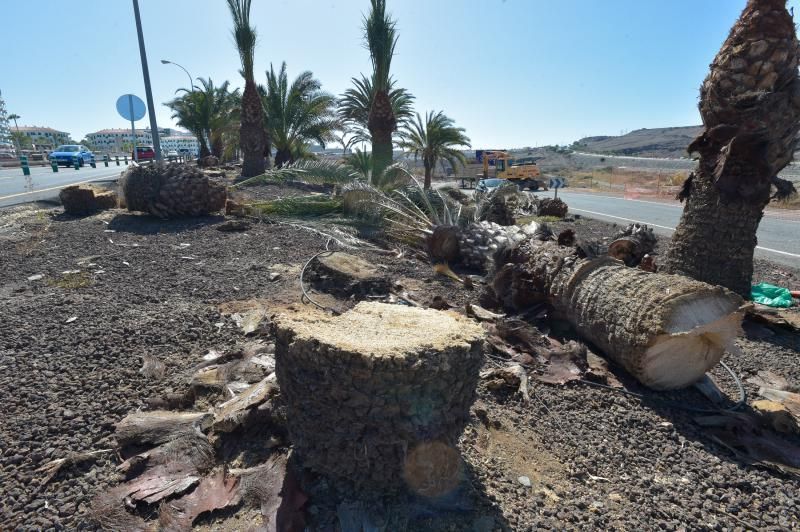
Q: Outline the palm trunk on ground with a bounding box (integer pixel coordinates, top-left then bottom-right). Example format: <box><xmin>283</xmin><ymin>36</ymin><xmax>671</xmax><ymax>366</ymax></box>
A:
<box><xmin>663</xmin><ymin>0</ymin><xmax>800</xmax><ymax>297</ymax></box>
<box><xmin>239</xmin><ymin>79</ymin><xmax>267</xmax><ymax>177</ymax></box>
<box><xmin>368</xmin><ymin>89</ymin><xmax>396</xmax><ymax>178</ymax></box>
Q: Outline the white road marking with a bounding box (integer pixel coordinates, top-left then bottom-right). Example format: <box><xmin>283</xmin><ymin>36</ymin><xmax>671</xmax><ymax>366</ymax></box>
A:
<box><xmin>562</xmin><ymin>191</ymin><xmax>800</xmax><ymax>224</ymax></box>
<box><xmin>569</xmin><ymin>207</ymin><xmax>800</xmax><ymax>259</ymax></box>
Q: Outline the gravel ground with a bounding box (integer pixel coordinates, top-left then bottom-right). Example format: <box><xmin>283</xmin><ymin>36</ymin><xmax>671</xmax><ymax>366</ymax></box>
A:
<box><xmin>0</xmin><ymin>196</ymin><xmax>798</xmax><ymax>530</ymax></box>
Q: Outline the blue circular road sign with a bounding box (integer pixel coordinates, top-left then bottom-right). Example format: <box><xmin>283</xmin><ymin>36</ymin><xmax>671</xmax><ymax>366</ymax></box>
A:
<box><xmin>116</xmin><ymin>94</ymin><xmax>146</xmax><ymax>121</ymax></box>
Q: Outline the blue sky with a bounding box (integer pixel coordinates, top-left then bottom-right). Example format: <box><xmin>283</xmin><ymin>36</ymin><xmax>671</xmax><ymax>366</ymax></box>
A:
<box><xmin>3</xmin><ymin>0</ymin><xmax>798</xmax><ymax>148</ymax></box>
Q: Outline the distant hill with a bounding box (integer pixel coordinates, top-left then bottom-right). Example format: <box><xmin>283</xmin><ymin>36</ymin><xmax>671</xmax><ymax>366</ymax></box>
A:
<box><xmin>572</xmin><ymin>126</ymin><xmax>703</xmax><ymax>158</ymax></box>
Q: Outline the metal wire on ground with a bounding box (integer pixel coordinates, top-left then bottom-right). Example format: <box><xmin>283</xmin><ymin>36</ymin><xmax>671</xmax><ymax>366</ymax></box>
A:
<box><xmin>299</xmin><ymin>237</ymin><xmax>341</xmax><ymax>315</ymax></box>
<box><xmin>579</xmin><ymin>360</ymin><xmax>747</xmax><ymax>414</ymax></box>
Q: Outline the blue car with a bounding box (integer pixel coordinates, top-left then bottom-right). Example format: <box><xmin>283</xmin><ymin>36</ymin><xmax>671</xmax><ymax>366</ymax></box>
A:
<box><xmin>49</xmin><ymin>145</ymin><xmax>94</xmax><ymax>167</ymax></box>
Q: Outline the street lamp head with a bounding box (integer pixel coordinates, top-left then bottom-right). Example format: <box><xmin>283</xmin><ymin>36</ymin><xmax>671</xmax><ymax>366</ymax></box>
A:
<box><xmin>160</xmin><ymin>59</ymin><xmax>170</xmax><ymax>65</ymax></box>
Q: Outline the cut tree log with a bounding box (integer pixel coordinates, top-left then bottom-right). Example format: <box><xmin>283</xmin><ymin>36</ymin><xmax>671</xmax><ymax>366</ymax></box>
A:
<box><xmin>608</xmin><ymin>223</ymin><xmax>657</xmax><ymax>267</ymax></box>
<box><xmin>273</xmin><ymin>302</ymin><xmax>484</xmax><ymax>493</ymax></box>
<box><xmin>491</xmin><ymin>240</ymin><xmax>744</xmax><ymax>390</ymax></box>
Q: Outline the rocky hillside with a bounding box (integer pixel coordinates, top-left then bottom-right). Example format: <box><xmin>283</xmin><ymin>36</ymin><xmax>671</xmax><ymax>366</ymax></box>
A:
<box><xmin>572</xmin><ymin>126</ymin><xmax>703</xmax><ymax>158</ymax></box>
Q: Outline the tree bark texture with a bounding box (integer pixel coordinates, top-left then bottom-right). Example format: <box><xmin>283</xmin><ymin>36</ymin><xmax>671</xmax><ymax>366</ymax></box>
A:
<box><xmin>664</xmin><ymin>0</ymin><xmax>800</xmax><ymax>297</ymax></box>
<box><xmin>423</xmin><ymin>160</ymin><xmax>433</xmax><ymax>190</ymax></box>
<box><xmin>239</xmin><ymin>79</ymin><xmax>267</xmax><ymax>178</ymax></box>
<box><xmin>274</xmin><ymin>302</ymin><xmax>484</xmax><ymax>494</ymax></box>
<box><xmin>368</xmin><ymin>89</ymin><xmax>396</xmax><ymax>179</ymax></box>
<box><xmin>493</xmin><ymin>241</ymin><xmax>744</xmax><ymax>390</ymax></box>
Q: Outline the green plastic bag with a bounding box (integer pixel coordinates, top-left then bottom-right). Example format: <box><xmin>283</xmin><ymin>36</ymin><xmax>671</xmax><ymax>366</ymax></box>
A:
<box><xmin>751</xmin><ymin>282</ymin><xmax>793</xmax><ymax>308</ymax></box>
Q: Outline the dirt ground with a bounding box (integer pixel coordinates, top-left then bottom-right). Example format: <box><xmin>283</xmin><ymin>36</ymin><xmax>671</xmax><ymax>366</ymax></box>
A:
<box><xmin>1</xmin><ymin>191</ymin><xmax>799</xmax><ymax>530</ymax></box>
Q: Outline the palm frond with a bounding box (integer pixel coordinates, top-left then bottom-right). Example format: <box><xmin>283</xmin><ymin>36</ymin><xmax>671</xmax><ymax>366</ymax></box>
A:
<box><xmin>226</xmin><ymin>0</ymin><xmax>257</xmax><ymax>80</ymax></box>
<box><xmin>234</xmin><ymin>159</ymin><xmax>359</xmax><ymax>187</ymax></box>
<box><xmin>363</xmin><ymin>0</ymin><xmax>397</xmax><ymax>91</ymax></box>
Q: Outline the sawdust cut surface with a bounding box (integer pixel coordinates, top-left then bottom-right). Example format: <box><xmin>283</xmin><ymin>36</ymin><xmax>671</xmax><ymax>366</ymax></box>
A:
<box><xmin>275</xmin><ymin>302</ymin><xmax>484</xmax><ymax>357</ymax></box>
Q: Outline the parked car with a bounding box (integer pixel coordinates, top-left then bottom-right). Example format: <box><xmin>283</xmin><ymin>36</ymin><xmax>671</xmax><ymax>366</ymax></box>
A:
<box><xmin>166</xmin><ymin>149</ymin><xmax>179</xmax><ymax>157</ymax></box>
<box><xmin>475</xmin><ymin>177</ymin><xmax>507</xmax><ymax>193</ymax></box>
<box><xmin>0</xmin><ymin>150</ymin><xmax>15</xmax><ymax>160</ymax></box>
<box><xmin>49</xmin><ymin>145</ymin><xmax>93</xmax><ymax>167</ymax></box>
<box><xmin>133</xmin><ymin>146</ymin><xmax>156</xmax><ymax>161</ymax></box>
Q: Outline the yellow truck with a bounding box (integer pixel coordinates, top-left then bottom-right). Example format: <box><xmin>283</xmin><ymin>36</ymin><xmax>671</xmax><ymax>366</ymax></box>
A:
<box><xmin>480</xmin><ymin>150</ymin><xmax>548</xmax><ymax>191</ymax></box>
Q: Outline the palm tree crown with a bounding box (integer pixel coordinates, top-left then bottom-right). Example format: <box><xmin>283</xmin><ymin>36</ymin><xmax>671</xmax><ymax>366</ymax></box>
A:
<box><xmin>399</xmin><ymin>111</ymin><xmax>471</xmax><ymax>189</ymax></box>
<box><xmin>262</xmin><ymin>63</ymin><xmax>338</xmax><ymax>167</ymax></box>
<box><xmin>338</xmin><ymin>75</ymin><xmax>413</xmax><ymax>144</ymax></box>
<box><xmin>165</xmin><ymin>78</ymin><xmax>240</xmax><ymax>158</ymax></box>
<box><xmin>226</xmin><ymin>0</ymin><xmax>257</xmax><ymax>80</ymax></box>
<box><xmin>226</xmin><ymin>0</ymin><xmax>268</xmax><ymax>176</ymax></box>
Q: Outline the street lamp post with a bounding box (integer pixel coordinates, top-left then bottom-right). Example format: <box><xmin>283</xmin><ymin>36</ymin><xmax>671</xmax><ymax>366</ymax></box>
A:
<box><xmin>160</xmin><ymin>59</ymin><xmax>195</xmax><ymax>91</ymax></box>
<box><xmin>132</xmin><ymin>0</ymin><xmax>162</xmax><ymax>161</ymax></box>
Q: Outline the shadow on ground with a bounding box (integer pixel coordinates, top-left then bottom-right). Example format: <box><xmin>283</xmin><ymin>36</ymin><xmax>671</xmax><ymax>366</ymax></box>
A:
<box><xmin>106</xmin><ymin>213</ymin><xmax>227</xmax><ymax>235</ymax></box>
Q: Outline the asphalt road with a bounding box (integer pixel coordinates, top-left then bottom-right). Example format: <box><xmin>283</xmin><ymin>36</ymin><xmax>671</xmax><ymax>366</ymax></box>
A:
<box><xmin>0</xmin><ymin>163</ymin><xmax>130</xmax><ymax>208</ymax></box>
<box><xmin>556</xmin><ymin>190</ymin><xmax>800</xmax><ymax>268</ymax></box>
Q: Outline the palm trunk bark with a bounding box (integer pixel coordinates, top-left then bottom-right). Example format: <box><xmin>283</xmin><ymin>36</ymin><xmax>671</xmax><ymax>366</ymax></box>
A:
<box><xmin>492</xmin><ymin>240</ymin><xmax>744</xmax><ymax>390</ymax></box>
<box><xmin>663</xmin><ymin>0</ymin><xmax>800</xmax><ymax>297</ymax></box>
<box><xmin>239</xmin><ymin>79</ymin><xmax>267</xmax><ymax>178</ymax></box>
<box><xmin>423</xmin><ymin>160</ymin><xmax>433</xmax><ymax>189</ymax></box>
<box><xmin>368</xmin><ymin>89</ymin><xmax>396</xmax><ymax>179</ymax></box>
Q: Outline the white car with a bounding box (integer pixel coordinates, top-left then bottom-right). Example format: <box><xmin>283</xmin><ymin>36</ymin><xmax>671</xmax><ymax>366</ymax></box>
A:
<box><xmin>166</xmin><ymin>150</ymin><xmax>179</xmax><ymax>157</ymax></box>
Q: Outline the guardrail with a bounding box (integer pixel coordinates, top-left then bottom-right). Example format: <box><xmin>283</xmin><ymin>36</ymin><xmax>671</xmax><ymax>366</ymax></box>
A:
<box><xmin>2</xmin><ymin>153</ymin><xmax>194</xmax><ymax>172</ymax></box>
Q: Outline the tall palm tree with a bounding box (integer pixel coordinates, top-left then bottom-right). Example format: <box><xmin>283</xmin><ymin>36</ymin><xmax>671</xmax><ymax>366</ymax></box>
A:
<box><xmin>165</xmin><ymin>78</ymin><xmax>240</xmax><ymax>158</ymax></box>
<box><xmin>362</xmin><ymin>0</ymin><xmax>407</xmax><ymax>178</ymax></box>
<box><xmin>664</xmin><ymin>0</ymin><xmax>800</xmax><ymax>297</ymax></box>
<box><xmin>227</xmin><ymin>0</ymin><xmax>267</xmax><ymax>177</ymax></box>
<box><xmin>7</xmin><ymin>113</ymin><xmax>20</xmax><ymax>151</ymax></box>
<box><xmin>399</xmin><ymin>111</ymin><xmax>470</xmax><ymax>189</ymax></box>
<box><xmin>261</xmin><ymin>62</ymin><xmax>338</xmax><ymax>167</ymax></box>
<box><xmin>338</xmin><ymin>75</ymin><xmax>413</xmax><ymax>153</ymax></box>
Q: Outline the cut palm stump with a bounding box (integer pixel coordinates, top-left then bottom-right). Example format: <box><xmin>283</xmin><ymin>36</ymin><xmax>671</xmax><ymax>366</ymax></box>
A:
<box><xmin>493</xmin><ymin>240</ymin><xmax>744</xmax><ymax>390</ymax></box>
<box><xmin>274</xmin><ymin>302</ymin><xmax>484</xmax><ymax>494</ymax></box>
<box><xmin>308</xmin><ymin>252</ymin><xmax>390</xmax><ymax>298</ymax></box>
<box><xmin>59</xmin><ymin>185</ymin><xmax>117</xmax><ymax>215</ymax></box>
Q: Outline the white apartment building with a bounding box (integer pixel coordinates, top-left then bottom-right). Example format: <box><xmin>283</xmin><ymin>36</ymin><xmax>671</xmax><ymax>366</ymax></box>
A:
<box><xmin>86</xmin><ymin>128</ymin><xmax>199</xmax><ymax>154</ymax></box>
<box><xmin>160</xmin><ymin>135</ymin><xmax>200</xmax><ymax>154</ymax></box>
<box><xmin>16</xmin><ymin>126</ymin><xmax>71</xmax><ymax>149</ymax></box>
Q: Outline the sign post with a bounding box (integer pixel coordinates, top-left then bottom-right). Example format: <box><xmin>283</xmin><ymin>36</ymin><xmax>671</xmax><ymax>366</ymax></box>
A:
<box><xmin>116</xmin><ymin>94</ymin><xmax>146</xmax><ymax>164</ymax></box>
<box><xmin>549</xmin><ymin>177</ymin><xmax>566</xmax><ymax>198</ymax></box>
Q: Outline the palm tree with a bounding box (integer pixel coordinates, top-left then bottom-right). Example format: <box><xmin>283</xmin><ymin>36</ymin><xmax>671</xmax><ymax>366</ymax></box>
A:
<box><xmin>338</xmin><ymin>75</ymin><xmax>413</xmax><ymax>153</ymax></box>
<box><xmin>227</xmin><ymin>0</ymin><xmax>268</xmax><ymax>177</ymax></box>
<box><xmin>7</xmin><ymin>113</ymin><xmax>20</xmax><ymax>151</ymax></box>
<box><xmin>399</xmin><ymin>111</ymin><xmax>470</xmax><ymax>189</ymax></box>
<box><xmin>359</xmin><ymin>0</ymin><xmax>409</xmax><ymax>178</ymax></box>
<box><xmin>664</xmin><ymin>0</ymin><xmax>800</xmax><ymax>297</ymax></box>
<box><xmin>261</xmin><ymin>62</ymin><xmax>338</xmax><ymax>167</ymax></box>
<box><xmin>165</xmin><ymin>78</ymin><xmax>240</xmax><ymax>158</ymax></box>
<box><xmin>343</xmin><ymin>148</ymin><xmax>372</xmax><ymax>180</ymax></box>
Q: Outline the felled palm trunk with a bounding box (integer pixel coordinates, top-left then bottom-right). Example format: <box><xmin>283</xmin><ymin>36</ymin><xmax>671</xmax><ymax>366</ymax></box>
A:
<box><xmin>239</xmin><ymin>79</ymin><xmax>267</xmax><ymax>178</ymax></box>
<box><xmin>368</xmin><ymin>89</ymin><xmax>396</xmax><ymax>179</ymax></box>
<box><xmin>664</xmin><ymin>0</ymin><xmax>800</xmax><ymax>297</ymax></box>
<box><xmin>492</xmin><ymin>240</ymin><xmax>744</xmax><ymax>390</ymax></box>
